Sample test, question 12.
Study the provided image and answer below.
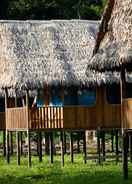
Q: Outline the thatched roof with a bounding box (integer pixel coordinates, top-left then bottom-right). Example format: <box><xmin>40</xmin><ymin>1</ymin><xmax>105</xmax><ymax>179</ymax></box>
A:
<box><xmin>0</xmin><ymin>20</ymin><xmax>123</xmax><ymax>90</ymax></box>
<box><xmin>86</xmin><ymin>0</ymin><xmax>132</xmax><ymax>71</ymax></box>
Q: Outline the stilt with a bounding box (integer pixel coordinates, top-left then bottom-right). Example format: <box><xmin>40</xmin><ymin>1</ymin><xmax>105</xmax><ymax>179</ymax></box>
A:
<box><xmin>45</xmin><ymin>132</ymin><xmax>50</xmax><ymax>155</ymax></box>
<box><xmin>38</xmin><ymin>131</ymin><xmax>42</xmax><ymax>162</ymax></box>
<box><xmin>115</xmin><ymin>130</ymin><xmax>119</xmax><ymax>163</ymax></box>
<box><xmin>122</xmin><ymin>131</ymin><xmax>128</xmax><ymax>180</ymax></box>
<box><xmin>70</xmin><ymin>132</ymin><xmax>74</xmax><ymax>163</ymax></box>
<box><xmin>64</xmin><ymin>132</ymin><xmax>67</xmax><ymax>154</ymax></box>
<box><xmin>10</xmin><ymin>132</ymin><xmax>13</xmax><ymax>155</ymax></box>
<box><xmin>3</xmin><ymin>130</ymin><xmax>6</xmax><ymax>156</ymax></box>
<box><xmin>16</xmin><ymin>131</ymin><xmax>20</xmax><ymax>165</ymax></box>
<box><xmin>6</xmin><ymin>130</ymin><xmax>10</xmax><ymax>164</ymax></box>
<box><xmin>97</xmin><ymin>129</ymin><xmax>101</xmax><ymax>164</ymax></box>
<box><xmin>101</xmin><ymin>131</ymin><xmax>105</xmax><ymax>161</ymax></box>
<box><xmin>77</xmin><ymin>132</ymin><xmax>80</xmax><ymax>153</ymax></box>
<box><xmin>111</xmin><ymin>130</ymin><xmax>114</xmax><ymax>152</ymax></box>
<box><xmin>49</xmin><ymin>132</ymin><xmax>53</xmax><ymax>164</ymax></box>
<box><xmin>60</xmin><ymin>131</ymin><xmax>64</xmax><ymax>167</ymax></box>
<box><xmin>83</xmin><ymin>131</ymin><xmax>87</xmax><ymax>164</ymax></box>
<box><xmin>20</xmin><ymin>132</ymin><xmax>23</xmax><ymax>155</ymax></box>
<box><xmin>129</xmin><ymin>134</ymin><xmax>132</xmax><ymax>163</ymax></box>
<box><xmin>27</xmin><ymin>130</ymin><xmax>31</xmax><ymax>167</ymax></box>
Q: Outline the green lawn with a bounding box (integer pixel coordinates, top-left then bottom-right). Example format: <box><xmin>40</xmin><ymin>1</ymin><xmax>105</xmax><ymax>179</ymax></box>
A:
<box><xmin>0</xmin><ymin>154</ymin><xmax>132</xmax><ymax>184</ymax></box>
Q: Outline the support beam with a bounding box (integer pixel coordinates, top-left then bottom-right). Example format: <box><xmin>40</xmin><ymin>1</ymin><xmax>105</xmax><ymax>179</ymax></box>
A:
<box><xmin>83</xmin><ymin>131</ymin><xmax>87</xmax><ymax>164</ymax></box>
<box><xmin>38</xmin><ymin>132</ymin><xmax>42</xmax><ymax>162</ymax></box>
<box><xmin>20</xmin><ymin>132</ymin><xmax>22</xmax><ymax>155</ymax></box>
<box><xmin>49</xmin><ymin>132</ymin><xmax>53</xmax><ymax>164</ymax></box>
<box><xmin>10</xmin><ymin>132</ymin><xmax>13</xmax><ymax>155</ymax></box>
<box><xmin>77</xmin><ymin>132</ymin><xmax>80</xmax><ymax>154</ymax></box>
<box><xmin>3</xmin><ymin>130</ymin><xmax>6</xmax><ymax>157</ymax></box>
<box><xmin>16</xmin><ymin>131</ymin><xmax>20</xmax><ymax>165</ymax></box>
<box><xmin>122</xmin><ymin>131</ymin><xmax>128</xmax><ymax>180</ymax></box>
<box><xmin>70</xmin><ymin>132</ymin><xmax>74</xmax><ymax>163</ymax></box>
<box><xmin>60</xmin><ymin>131</ymin><xmax>64</xmax><ymax>167</ymax></box>
<box><xmin>6</xmin><ymin>130</ymin><xmax>10</xmax><ymax>164</ymax></box>
<box><xmin>129</xmin><ymin>135</ymin><xmax>132</xmax><ymax>163</ymax></box>
<box><xmin>101</xmin><ymin>131</ymin><xmax>105</xmax><ymax>161</ymax></box>
<box><xmin>115</xmin><ymin>130</ymin><xmax>119</xmax><ymax>163</ymax></box>
<box><xmin>97</xmin><ymin>129</ymin><xmax>101</xmax><ymax>164</ymax></box>
<box><xmin>27</xmin><ymin>130</ymin><xmax>31</xmax><ymax>167</ymax></box>
<box><xmin>111</xmin><ymin>130</ymin><xmax>114</xmax><ymax>152</ymax></box>
<box><xmin>64</xmin><ymin>132</ymin><xmax>67</xmax><ymax>154</ymax></box>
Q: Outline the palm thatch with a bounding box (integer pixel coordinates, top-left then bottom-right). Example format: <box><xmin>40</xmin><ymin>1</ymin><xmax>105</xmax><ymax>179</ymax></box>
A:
<box><xmin>0</xmin><ymin>19</ymin><xmax>121</xmax><ymax>90</ymax></box>
<box><xmin>87</xmin><ymin>0</ymin><xmax>132</xmax><ymax>71</ymax></box>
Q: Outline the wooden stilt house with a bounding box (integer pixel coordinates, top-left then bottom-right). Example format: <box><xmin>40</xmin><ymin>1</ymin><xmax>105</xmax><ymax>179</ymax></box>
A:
<box><xmin>0</xmin><ymin>19</ymin><xmax>128</xmax><ymax>131</ymax></box>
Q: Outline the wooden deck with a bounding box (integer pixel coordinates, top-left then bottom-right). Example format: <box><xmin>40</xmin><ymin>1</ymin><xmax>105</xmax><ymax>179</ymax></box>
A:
<box><xmin>5</xmin><ymin>104</ymin><xmax>123</xmax><ymax>130</ymax></box>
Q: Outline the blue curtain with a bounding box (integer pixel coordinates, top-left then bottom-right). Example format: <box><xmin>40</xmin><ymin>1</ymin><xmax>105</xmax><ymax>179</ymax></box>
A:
<box><xmin>64</xmin><ymin>88</ymin><xmax>78</xmax><ymax>105</ymax></box>
<box><xmin>78</xmin><ymin>89</ymin><xmax>96</xmax><ymax>106</ymax></box>
<box><xmin>50</xmin><ymin>88</ymin><xmax>63</xmax><ymax>106</ymax></box>
<box><xmin>106</xmin><ymin>84</ymin><xmax>121</xmax><ymax>104</ymax></box>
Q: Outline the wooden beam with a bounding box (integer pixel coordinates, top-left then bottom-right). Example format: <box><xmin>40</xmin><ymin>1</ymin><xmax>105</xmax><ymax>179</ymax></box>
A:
<box><xmin>77</xmin><ymin>132</ymin><xmax>80</xmax><ymax>154</ymax></box>
<box><xmin>38</xmin><ymin>132</ymin><xmax>42</xmax><ymax>162</ymax></box>
<box><xmin>10</xmin><ymin>132</ymin><xmax>13</xmax><ymax>155</ymax></box>
<box><xmin>129</xmin><ymin>135</ymin><xmax>132</xmax><ymax>163</ymax></box>
<box><xmin>60</xmin><ymin>131</ymin><xmax>64</xmax><ymax>167</ymax></box>
<box><xmin>115</xmin><ymin>130</ymin><xmax>119</xmax><ymax>163</ymax></box>
<box><xmin>70</xmin><ymin>132</ymin><xmax>74</xmax><ymax>163</ymax></box>
<box><xmin>101</xmin><ymin>131</ymin><xmax>105</xmax><ymax>161</ymax></box>
<box><xmin>49</xmin><ymin>132</ymin><xmax>53</xmax><ymax>164</ymax></box>
<box><xmin>122</xmin><ymin>131</ymin><xmax>128</xmax><ymax>180</ymax></box>
<box><xmin>6</xmin><ymin>130</ymin><xmax>10</xmax><ymax>164</ymax></box>
<box><xmin>64</xmin><ymin>132</ymin><xmax>67</xmax><ymax>154</ymax></box>
<box><xmin>16</xmin><ymin>131</ymin><xmax>20</xmax><ymax>165</ymax></box>
<box><xmin>20</xmin><ymin>132</ymin><xmax>23</xmax><ymax>155</ymax></box>
<box><xmin>27</xmin><ymin>130</ymin><xmax>31</xmax><ymax>167</ymax></box>
<box><xmin>111</xmin><ymin>130</ymin><xmax>114</xmax><ymax>152</ymax></box>
<box><xmin>97</xmin><ymin>129</ymin><xmax>101</xmax><ymax>164</ymax></box>
<box><xmin>3</xmin><ymin>130</ymin><xmax>6</xmax><ymax>157</ymax></box>
<box><xmin>83</xmin><ymin>131</ymin><xmax>87</xmax><ymax>164</ymax></box>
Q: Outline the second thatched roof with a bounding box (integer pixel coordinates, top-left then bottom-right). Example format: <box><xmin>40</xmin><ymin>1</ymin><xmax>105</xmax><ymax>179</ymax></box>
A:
<box><xmin>86</xmin><ymin>0</ymin><xmax>132</xmax><ymax>71</ymax></box>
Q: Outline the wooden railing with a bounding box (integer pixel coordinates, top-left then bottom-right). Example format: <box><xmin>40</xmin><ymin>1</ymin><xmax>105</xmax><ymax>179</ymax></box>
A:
<box><xmin>5</xmin><ymin>105</ymin><xmax>122</xmax><ymax>130</ymax></box>
<box><xmin>6</xmin><ymin>107</ymin><xmax>28</xmax><ymax>130</ymax></box>
<box><xmin>30</xmin><ymin>106</ymin><xmax>63</xmax><ymax>129</ymax></box>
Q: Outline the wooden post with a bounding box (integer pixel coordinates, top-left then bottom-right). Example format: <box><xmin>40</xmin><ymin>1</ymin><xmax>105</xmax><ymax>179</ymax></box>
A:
<box><xmin>77</xmin><ymin>132</ymin><xmax>80</xmax><ymax>153</ymax></box>
<box><xmin>16</xmin><ymin>131</ymin><xmax>20</xmax><ymax>165</ymax></box>
<box><xmin>6</xmin><ymin>130</ymin><xmax>10</xmax><ymax>164</ymax></box>
<box><xmin>111</xmin><ymin>130</ymin><xmax>114</xmax><ymax>152</ymax></box>
<box><xmin>115</xmin><ymin>130</ymin><xmax>119</xmax><ymax>163</ymax></box>
<box><xmin>20</xmin><ymin>132</ymin><xmax>23</xmax><ymax>155</ymax></box>
<box><xmin>27</xmin><ymin>130</ymin><xmax>31</xmax><ymax>167</ymax></box>
<box><xmin>3</xmin><ymin>130</ymin><xmax>6</xmax><ymax>156</ymax></box>
<box><xmin>10</xmin><ymin>132</ymin><xmax>13</xmax><ymax>155</ymax></box>
<box><xmin>101</xmin><ymin>131</ymin><xmax>105</xmax><ymax>161</ymax></box>
<box><xmin>97</xmin><ymin>129</ymin><xmax>101</xmax><ymax>164</ymax></box>
<box><xmin>129</xmin><ymin>134</ymin><xmax>132</xmax><ymax>163</ymax></box>
<box><xmin>70</xmin><ymin>132</ymin><xmax>74</xmax><ymax>163</ymax></box>
<box><xmin>83</xmin><ymin>131</ymin><xmax>87</xmax><ymax>164</ymax></box>
<box><xmin>5</xmin><ymin>89</ymin><xmax>10</xmax><ymax>163</ymax></box>
<box><xmin>49</xmin><ymin>132</ymin><xmax>53</xmax><ymax>164</ymax></box>
<box><xmin>45</xmin><ymin>132</ymin><xmax>50</xmax><ymax>155</ymax></box>
<box><xmin>122</xmin><ymin>131</ymin><xmax>128</xmax><ymax>180</ymax></box>
<box><xmin>60</xmin><ymin>131</ymin><xmax>64</xmax><ymax>167</ymax></box>
<box><xmin>38</xmin><ymin>131</ymin><xmax>42</xmax><ymax>162</ymax></box>
<box><xmin>64</xmin><ymin>132</ymin><xmax>67</xmax><ymax>154</ymax></box>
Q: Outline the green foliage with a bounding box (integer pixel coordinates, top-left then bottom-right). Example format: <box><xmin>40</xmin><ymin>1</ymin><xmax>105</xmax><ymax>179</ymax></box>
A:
<box><xmin>0</xmin><ymin>0</ymin><xmax>107</xmax><ymax>20</ymax></box>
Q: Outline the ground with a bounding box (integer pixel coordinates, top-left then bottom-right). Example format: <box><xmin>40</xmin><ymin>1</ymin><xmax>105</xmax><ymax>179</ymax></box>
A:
<box><xmin>0</xmin><ymin>154</ymin><xmax>131</xmax><ymax>184</ymax></box>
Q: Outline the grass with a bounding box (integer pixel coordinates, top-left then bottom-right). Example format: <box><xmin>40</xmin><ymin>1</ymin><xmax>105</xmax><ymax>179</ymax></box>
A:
<box><xmin>0</xmin><ymin>154</ymin><xmax>132</xmax><ymax>184</ymax></box>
